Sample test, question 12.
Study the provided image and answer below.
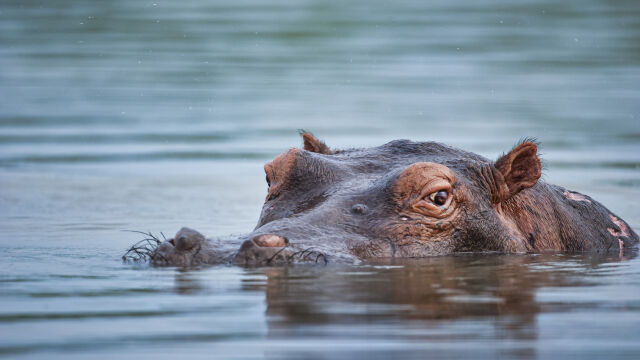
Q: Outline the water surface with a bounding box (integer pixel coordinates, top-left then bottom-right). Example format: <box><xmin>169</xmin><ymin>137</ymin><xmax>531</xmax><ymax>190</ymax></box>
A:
<box><xmin>1</xmin><ymin>0</ymin><xmax>639</xmax><ymax>358</ymax></box>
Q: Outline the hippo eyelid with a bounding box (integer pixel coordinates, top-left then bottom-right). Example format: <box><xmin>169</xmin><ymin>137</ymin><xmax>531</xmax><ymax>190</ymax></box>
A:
<box><xmin>417</xmin><ymin>180</ymin><xmax>452</xmax><ymax>203</ymax></box>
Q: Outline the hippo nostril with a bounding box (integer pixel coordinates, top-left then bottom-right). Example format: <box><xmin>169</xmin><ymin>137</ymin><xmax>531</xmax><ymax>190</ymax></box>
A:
<box><xmin>251</xmin><ymin>234</ymin><xmax>288</xmax><ymax>247</ymax></box>
<box><xmin>351</xmin><ymin>204</ymin><xmax>368</xmax><ymax>214</ymax></box>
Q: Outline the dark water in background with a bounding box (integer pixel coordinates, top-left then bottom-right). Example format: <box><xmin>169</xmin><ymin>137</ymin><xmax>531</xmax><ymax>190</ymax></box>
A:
<box><xmin>1</xmin><ymin>0</ymin><xmax>639</xmax><ymax>358</ymax></box>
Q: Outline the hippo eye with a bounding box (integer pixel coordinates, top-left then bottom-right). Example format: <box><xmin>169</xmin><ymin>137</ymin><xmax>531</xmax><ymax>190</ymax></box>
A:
<box><xmin>428</xmin><ymin>190</ymin><xmax>449</xmax><ymax>206</ymax></box>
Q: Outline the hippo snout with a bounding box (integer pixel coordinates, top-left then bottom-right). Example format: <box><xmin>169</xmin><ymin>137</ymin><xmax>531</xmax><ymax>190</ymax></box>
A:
<box><xmin>143</xmin><ymin>227</ymin><xmax>329</xmax><ymax>267</ymax></box>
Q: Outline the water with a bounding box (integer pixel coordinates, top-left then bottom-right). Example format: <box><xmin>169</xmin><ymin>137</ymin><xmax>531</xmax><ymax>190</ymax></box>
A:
<box><xmin>1</xmin><ymin>0</ymin><xmax>639</xmax><ymax>358</ymax></box>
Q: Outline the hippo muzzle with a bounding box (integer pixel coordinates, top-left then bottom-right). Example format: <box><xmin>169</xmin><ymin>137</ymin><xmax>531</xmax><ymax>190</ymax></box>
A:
<box><xmin>147</xmin><ymin>226</ymin><xmax>343</xmax><ymax>267</ymax></box>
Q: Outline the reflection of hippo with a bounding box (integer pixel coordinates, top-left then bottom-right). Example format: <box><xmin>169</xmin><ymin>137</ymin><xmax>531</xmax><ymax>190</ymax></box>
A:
<box><xmin>169</xmin><ymin>253</ymin><xmax>636</xmax><ymax>359</ymax></box>
<box><xmin>129</xmin><ymin>133</ymin><xmax>638</xmax><ymax>266</ymax></box>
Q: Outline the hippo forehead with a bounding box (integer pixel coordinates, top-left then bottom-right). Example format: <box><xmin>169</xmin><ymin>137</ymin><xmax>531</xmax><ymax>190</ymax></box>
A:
<box><xmin>337</xmin><ymin>140</ymin><xmax>488</xmax><ymax>169</ymax></box>
<box><xmin>270</xmin><ymin>140</ymin><xmax>490</xmax><ymax>186</ymax></box>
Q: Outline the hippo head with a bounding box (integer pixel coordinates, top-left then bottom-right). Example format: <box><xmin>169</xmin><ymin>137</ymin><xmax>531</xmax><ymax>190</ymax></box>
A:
<box><xmin>142</xmin><ymin>132</ymin><xmax>550</xmax><ymax>267</ymax></box>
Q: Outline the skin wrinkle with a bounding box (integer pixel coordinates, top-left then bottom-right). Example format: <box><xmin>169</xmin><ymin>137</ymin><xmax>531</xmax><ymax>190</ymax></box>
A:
<box><xmin>141</xmin><ymin>134</ymin><xmax>640</xmax><ymax>267</ymax></box>
<box><xmin>488</xmin><ymin>165</ymin><xmax>511</xmax><ymax>204</ymax></box>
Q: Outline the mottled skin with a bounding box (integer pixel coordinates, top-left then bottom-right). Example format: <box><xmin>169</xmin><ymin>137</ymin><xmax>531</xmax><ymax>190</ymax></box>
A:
<box><xmin>146</xmin><ymin>133</ymin><xmax>639</xmax><ymax>267</ymax></box>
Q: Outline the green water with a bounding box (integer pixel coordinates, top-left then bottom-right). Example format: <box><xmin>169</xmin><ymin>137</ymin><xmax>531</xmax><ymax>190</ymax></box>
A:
<box><xmin>1</xmin><ymin>0</ymin><xmax>639</xmax><ymax>358</ymax></box>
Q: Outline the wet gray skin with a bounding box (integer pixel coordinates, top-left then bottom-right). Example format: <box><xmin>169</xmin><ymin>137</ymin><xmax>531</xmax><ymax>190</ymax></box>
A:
<box><xmin>144</xmin><ymin>133</ymin><xmax>639</xmax><ymax>267</ymax></box>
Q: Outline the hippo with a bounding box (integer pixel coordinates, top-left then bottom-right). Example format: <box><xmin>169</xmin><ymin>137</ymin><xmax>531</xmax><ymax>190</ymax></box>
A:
<box><xmin>124</xmin><ymin>132</ymin><xmax>638</xmax><ymax>266</ymax></box>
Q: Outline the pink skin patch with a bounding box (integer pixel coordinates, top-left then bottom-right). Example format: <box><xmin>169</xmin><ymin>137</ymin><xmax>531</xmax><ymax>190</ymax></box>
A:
<box><xmin>252</xmin><ymin>234</ymin><xmax>287</xmax><ymax>248</ymax></box>
<box><xmin>619</xmin><ymin>239</ymin><xmax>624</xmax><ymax>250</ymax></box>
<box><xmin>608</xmin><ymin>214</ymin><xmax>631</xmax><ymax>238</ymax></box>
<box><xmin>563</xmin><ymin>191</ymin><xmax>591</xmax><ymax>203</ymax></box>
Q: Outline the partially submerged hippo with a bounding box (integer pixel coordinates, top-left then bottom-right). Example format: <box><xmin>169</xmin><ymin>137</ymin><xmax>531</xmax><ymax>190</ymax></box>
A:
<box><xmin>124</xmin><ymin>133</ymin><xmax>638</xmax><ymax>266</ymax></box>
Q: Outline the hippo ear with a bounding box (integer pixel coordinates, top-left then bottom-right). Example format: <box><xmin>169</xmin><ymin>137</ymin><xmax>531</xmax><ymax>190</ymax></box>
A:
<box><xmin>494</xmin><ymin>141</ymin><xmax>541</xmax><ymax>200</ymax></box>
<box><xmin>300</xmin><ymin>131</ymin><xmax>332</xmax><ymax>155</ymax></box>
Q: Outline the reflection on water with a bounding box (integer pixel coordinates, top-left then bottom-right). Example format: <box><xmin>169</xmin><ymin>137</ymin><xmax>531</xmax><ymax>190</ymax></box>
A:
<box><xmin>182</xmin><ymin>253</ymin><xmax>640</xmax><ymax>359</ymax></box>
<box><xmin>1</xmin><ymin>0</ymin><xmax>640</xmax><ymax>358</ymax></box>
<box><xmin>2</xmin><ymin>252</ymin><xmax>638</xmax><ymax>359</ymax></box>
